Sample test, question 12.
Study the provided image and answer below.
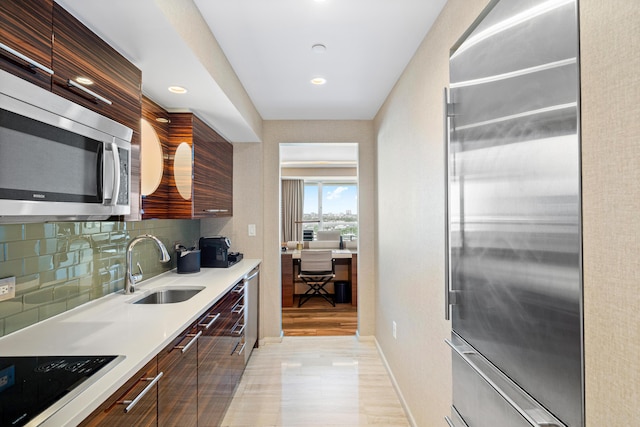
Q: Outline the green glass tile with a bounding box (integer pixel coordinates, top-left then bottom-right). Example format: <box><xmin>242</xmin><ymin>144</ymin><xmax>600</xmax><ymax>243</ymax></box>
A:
<box><xmin>81</xmin><ymin>222</ymin><xmax>102</xmax><ymax>235</ymax></box>
<box><xmin>15</xmin><ymin>274</ymin><xmax>40</xmax><ymax>296</ymax></box>
<box><xmin>25</xmin><ymin>223</ymin><xmax>57</xmax><ymax>240</ymax></box>
<box><xmin>79</xmin><ymin>248</ymin><xmax>94</xmax><ymax>263</ymax></box>
<box><xmin>40</xmin><ymin>238</ymin><xmax>59</xmax><ymax>255</ymax></box>
<box><xmin>53</xmin><ymin>252</ymin><xmax>76</xmax><ymax>268</ymax></box>
<box><xmin>0</xmin><ymin>297</ymin><xmax>23</xmax><ymax>318</ymax></box>
<box><xmin>0</xmin><ymin>244</ymin><xmax>4</xmax><ymax>262</ymax></box>
<box><xmin>78</xmin><ymin>276</ymin><xmax>93</xmax><ymax>292</ymax></box>
<box><xmin>54</xmin><ymin>281</ymin><xmax>79</xmax><ymax>300</ymax></box>
<box><xmin>69</xmin><ymin>238</ymin><xmax>92</xmax><ymax>250</ymax></box>
<box><xmin>5</xmin><ymin>240</ymin><xmax>40</xmax><ymax>260</ymax></box>
<box><xmin>24</xmin><ymin>255</ymin><xmax>54</xmax><ymax>275</ymax></box>
<box><xmin>56</xmin><ymin>222</ymin><xmax>80</xmax><ymax>236</ymax></box>
<box><xmin>89</xmin><ymin>233</ymin><xmax>110</xmax><ymax>245</ymax></box>
<box><xmin>0</xmin><ymin>259</ymin><xmax>24</xmax><ymax>278</ymax></box>
<box><xmin>39</xmin><ymin>300</ymin><xmax>66</xmax><ymax>321</ymax></box>
<box><xmin>67</xmin><ymin>292</ymin><xmax>91</xmax><ymax>310</ymax></box>
<box><xmin>24</xmin><ymin>288</ymin><xmax>54</xmax><ymax>307</ymax></box>
<box><xmin>4</xmin><ymin>309</ymin><xmax>38</xmax><ymax>335</ymax></box>
<box><xmin>69</xmin><ymin>262</ymin><xmax>93</xmax><ymax>279</ymax></box>
<box><xmin>0</xmin><ymin>224</ymin><xmax>24</xmax><ymax>243</ymax></box>
<box><xmin>109</xmin><ymin>232</ymin><xmax>128</xmax><ymax>244</ymax></box>
<box><xmin>0</xmin><ymin>319</ymin><xmax>4</xmax><ymax>337</ymax></box>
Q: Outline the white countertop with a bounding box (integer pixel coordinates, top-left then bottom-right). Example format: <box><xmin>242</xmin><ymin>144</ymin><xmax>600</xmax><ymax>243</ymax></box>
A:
<box><xmin>0</xmin><ymin>259</ymin><xmax>261</xmax><ymax>427</ymax></box>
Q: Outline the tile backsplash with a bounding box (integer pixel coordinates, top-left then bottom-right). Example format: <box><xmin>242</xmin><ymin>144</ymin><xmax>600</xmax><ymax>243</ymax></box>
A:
<box><xmin>0</xmin><ymin>219</ymin><xmax>200</xmax><ymax>337</ymax></box>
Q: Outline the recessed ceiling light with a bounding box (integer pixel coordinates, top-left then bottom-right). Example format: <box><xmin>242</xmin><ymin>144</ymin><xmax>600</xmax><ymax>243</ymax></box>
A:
<box><xmin>312</xmin><ymin>44</ymin><xmax>327</xmax><ymax>54</ymax></box>
<box><xmin>310</xmin><ymin>77</ymin><xmax>327</xmax><ymax>85</ymax></box>
<box><xmin>75</xmin><ymin>76</ymin><xmax>94</xmax><ymax>85</ymax></box>
<box><xmin>168</xmin><ymin>86</ymin><xmax>188</xmax><ymax>94</ymax></box>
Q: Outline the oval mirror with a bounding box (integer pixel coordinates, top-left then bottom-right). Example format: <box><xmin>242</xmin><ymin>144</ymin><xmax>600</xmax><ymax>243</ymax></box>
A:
<box><xmin>174</xmin><ymin>142</ymin><xmax>193</xmax><ymax>200</ymax></box>
<box><xmin>140</xmin><ymin>119</ymin><xmax>164</xmax><ymax>196</ymax></box>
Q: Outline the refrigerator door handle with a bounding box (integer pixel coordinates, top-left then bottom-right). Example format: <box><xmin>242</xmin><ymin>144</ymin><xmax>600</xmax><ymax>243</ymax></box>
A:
<box><xmin>444</xmin><ymin>87</ymin><xmax>452</xmax><ymax>320</ymax></box>
<box><xmin>446</xmin><ymin>337</ymin><xmax>566</xmax><ymax>427</ymax></box>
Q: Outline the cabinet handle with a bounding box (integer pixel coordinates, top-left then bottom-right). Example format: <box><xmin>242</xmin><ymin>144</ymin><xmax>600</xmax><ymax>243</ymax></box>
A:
<box><xmin>232</xmin><ymin>284</ymin><xmax>245</xmax><ymax>294</ymax></box>
<box><xmin>232</xmin><ymin>303</ymin><xmax>245</xmax><ymax>315</ymax></box>
<box><xmin>203</xmin><ymin>209</ymin><xmax>229</xmax><ymax>213</ymax></box>
<box><xmin>199</xmin><ymin>313</ymin><xmax>221</xmax><ymax>330</ymax></box>
<box><xmin>118</xmin><ymin>371</ymin><xmax>164</xmax><ymax>413</ymax></box>
<box><xmin>66</xmin><ymin>79</ymin><xmax>113</xmax><ymax>105</ymax></box>
<box><xmin>243</xmin><ymin>268</ymin><xmax>259</xmax><ymax>283</ymax></box>
<box><xmin>231</xmin><ymin>322</ymin><xmax>245</xmax><ymax>336</ymax></box>
<box><xmin>444</xmin><ymin>87</ymin><xmax>452</xmax><ymax>321</ymax></box>
<box><xmin>174</xmin><ymin>331</ymin><xmax>202</xmax><ymax>354</ymax></box>
<box><xmin>0</xmin><ymin>42</ymin><xmax>54</xmax><ymax>75</ymax></box>
<box><xmin>231</xmin><ymin>341</ymin><xmax>246</xmax><ymax>356</ymax></box>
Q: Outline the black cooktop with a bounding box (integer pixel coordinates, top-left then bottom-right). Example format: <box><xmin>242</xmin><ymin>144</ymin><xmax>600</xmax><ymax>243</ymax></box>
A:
<box><xmin>0</xmin><ymin>355</ymin><xmax>120</xmax><ymax>427</ymax></box>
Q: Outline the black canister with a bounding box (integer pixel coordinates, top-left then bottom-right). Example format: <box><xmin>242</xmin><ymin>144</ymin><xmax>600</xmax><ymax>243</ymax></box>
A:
<box><xmin>176</xmin><ymin>248</ymin><xmax>201</xmax><ymax>273</ymax></box>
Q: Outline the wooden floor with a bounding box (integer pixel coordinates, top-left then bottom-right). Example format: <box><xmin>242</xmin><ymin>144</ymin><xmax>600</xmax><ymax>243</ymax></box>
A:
<box><xmin>222</xmin><ymin>336</ymin><xmax>410</xmax><ymax>426</ymax></box>
<box><xmin>282</xmin><ymin>296</ymin><xmax>357</xmax><ymax>336</ymax></box>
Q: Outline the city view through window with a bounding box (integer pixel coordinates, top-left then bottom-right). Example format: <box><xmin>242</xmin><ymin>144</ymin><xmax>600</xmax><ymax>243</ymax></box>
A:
<box><xmin>303</xmin><ymin>182</ymin><xmax>358</xmax><ymax>240</ymax></box>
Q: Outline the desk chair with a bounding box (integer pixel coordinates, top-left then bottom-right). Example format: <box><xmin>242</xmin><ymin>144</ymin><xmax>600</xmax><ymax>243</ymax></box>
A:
<box><xmin>297</xmin><ymin>250</ymin><xmax>335</xmax><ymax>307</ymax></box>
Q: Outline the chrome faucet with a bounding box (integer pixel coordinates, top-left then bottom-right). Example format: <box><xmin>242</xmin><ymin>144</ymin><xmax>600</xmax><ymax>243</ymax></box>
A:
<box><xmin>125</xmin><ymin>234</ymin><xmax>171</xmax><ymax>294</ymax></box>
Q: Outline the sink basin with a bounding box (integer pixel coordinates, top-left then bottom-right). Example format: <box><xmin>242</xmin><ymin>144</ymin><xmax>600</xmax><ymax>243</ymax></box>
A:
<box><xmin>133</xmin><ymin>287</ymin><xmax>204</xmax><ymax>304</ymax></box>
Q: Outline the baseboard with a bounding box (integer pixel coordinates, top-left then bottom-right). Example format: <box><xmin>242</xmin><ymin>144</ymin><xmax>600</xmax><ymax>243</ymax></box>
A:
<box><xmin>259</xmin><ymin>331</ymin><xmax>284</xmax><ymax>346</ymax></box>
<box><xmin>374</xmin><ymin>337</ymin><xmax>418</xmax><ymax>427</ymax></box>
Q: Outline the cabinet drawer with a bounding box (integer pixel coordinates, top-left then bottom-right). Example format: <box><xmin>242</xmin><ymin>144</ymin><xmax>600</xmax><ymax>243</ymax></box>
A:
<box><xmin>80</xmin><ymin>358</ymin><xmax>158</xmax><ymax>427</ymax></box>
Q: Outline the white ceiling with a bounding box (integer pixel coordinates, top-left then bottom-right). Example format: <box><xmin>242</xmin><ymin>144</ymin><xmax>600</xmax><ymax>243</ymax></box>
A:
<box><xmin>54</xmin><ymin>0</ymin><xmax>447</xmax><ymax>143</ymax></box>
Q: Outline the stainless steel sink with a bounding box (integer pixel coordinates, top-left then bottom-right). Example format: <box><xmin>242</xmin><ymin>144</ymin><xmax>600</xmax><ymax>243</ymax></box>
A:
<box><xmin>132</xmin><ymin>287</ymin><xmax>204</xmax><ymax>304</ymax></box>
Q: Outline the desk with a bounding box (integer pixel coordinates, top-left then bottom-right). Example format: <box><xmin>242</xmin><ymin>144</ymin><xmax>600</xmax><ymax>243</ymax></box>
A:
<box><xmin>281</xmin><ymin>250</ymin><xmax>357</xmax><ymax>307</ymax></box>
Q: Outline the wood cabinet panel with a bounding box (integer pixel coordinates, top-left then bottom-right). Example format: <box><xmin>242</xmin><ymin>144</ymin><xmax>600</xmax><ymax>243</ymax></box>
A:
<box><xmin>166</xmin><ymin>113</ymin><xmax>233</xmax><ymax>218</ymax></box>
<box><xmin>281</xmin><ymin>254</ymin><xmax>294</xmax><ymax>307</ymax></box>
<box><xmin>157</xmin><ymin>329</ymin><xmax>199</xmax><ymax>427</ymax></box>
<box><xmin>80</xmin><ymin>358</ymin><xmax>158</xmax><ymax>427</ymax></box>
<box><xmin>0</xmin><ymin>0</ymin><xmax>53</xmax><ymax>89</ymax></box>
<box><xmin>141</xmin><ymin>96</ymin><xmax>171</xmax><ymax>219</ymax></box>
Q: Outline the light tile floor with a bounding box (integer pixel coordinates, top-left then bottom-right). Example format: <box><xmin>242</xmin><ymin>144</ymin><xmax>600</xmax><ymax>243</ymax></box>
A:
<box><xmin>221</xmin><ymin>336</ymin><xmax>411</xmax><ymax>427</ymax></box>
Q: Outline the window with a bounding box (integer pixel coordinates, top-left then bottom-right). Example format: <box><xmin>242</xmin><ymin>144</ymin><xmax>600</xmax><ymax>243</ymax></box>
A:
<box><xmin>303</xmin><ymin>181</ymin><xmax>357</xmax><ymax>239</ymax></box>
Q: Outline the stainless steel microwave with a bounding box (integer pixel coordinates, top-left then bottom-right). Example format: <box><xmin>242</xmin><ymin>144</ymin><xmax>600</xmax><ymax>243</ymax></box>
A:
<box><xmin>0</xmin><ymin>70</ymin><xmax>132</xmax><ymax>222</ymax></box>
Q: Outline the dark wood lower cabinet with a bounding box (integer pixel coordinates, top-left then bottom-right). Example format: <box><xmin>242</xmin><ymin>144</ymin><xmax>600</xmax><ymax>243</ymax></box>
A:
<box><xmin>82</xmin><ymin>273</ymin><xmax>259</xmax><ymax>427</ymax></box>
<box><xmin>157</xmin><ymin>329</ymin><xmax>199</xmax><ymax>427</ymax></box>
<box><xmin>79</xmin><ymin>358</ymin><xmax>158</xmax><ymax>427</ymax></box>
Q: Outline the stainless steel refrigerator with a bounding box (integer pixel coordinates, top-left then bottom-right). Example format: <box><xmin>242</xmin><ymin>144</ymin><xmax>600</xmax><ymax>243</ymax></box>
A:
<box><xmin>444</xmin><ymin>0</ymin><xmax>583</xmax><ymax>426</ymax></box>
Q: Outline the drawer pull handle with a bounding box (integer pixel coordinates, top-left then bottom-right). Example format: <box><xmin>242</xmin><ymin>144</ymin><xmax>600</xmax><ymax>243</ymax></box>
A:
<box><xmin>67</xmin><ymin>79</ymin><xmax>113</xmax><ymax>105</ymax></box>
<box><xmin>232</xmin><ymin>341</ymin><xmax>246</xmax><ymax>356</ymax></box>
<box><xmin>232</xmin><ymin>304</ymin><xmax>245</xmax><ymax>315</ymax></box>
<box><xmin>119</xmin><ymin>371</ymin><xmax>164</xmax><ymax>413</ymax></box>
<box><xmin>231</xmin><ymin>323</ymin><xmax>245</xmax><ymax>336</ymax></box>
<box><xmin>0</xmin><ymin>42</ymin><xmax>54</xmax><ymax>75</ymax></box>
<box><xmin>199</xmin><ymin>313</ymin><xmax>221</xmax><ymax>330</ymax></box>
<box><xmin>232</xmin><ymin>284</ymin><xmax>245</xmax><ymax>294</ymax></box>
<box><xmin>175</xmin><ymin>331</ymin><xmax>202</xmax><ymax>353</ymax></box>
<box><xmin>203</xmin><ymin>209</ymin><xmax>229</xmax><ymax>213</ymax></box>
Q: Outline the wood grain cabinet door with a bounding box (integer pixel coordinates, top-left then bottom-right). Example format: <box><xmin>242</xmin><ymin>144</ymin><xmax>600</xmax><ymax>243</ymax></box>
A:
<box><xmin>51</xmin><ymin>3</ymin><xmax>141</xmax><ymax>132</ymax></box>
<box><xmin>0</xmin><ymin>0</ymin><xmax>53</xmax><ymax>89</ymax></box>
<box><xmin>157</xmin><ymin>329</ymin><xmax>199</xmax><ymax>427</ymax></box>
<box><xmin>193</xmin><ymin>116</ymin><xmax>233</xmax><ymax>218</ymax></box>
<box><xmin>79</xmin><ymin>358</ymin><xmax>159</xmax><ymax>427</ymax></box>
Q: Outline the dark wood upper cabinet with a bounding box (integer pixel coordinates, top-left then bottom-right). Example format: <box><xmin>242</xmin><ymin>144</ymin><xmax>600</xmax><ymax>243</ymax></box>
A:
<box><xmin>0</xmin><ymin>0</ymin><xmax>54</xmax><ymax>89</ymax></box>
<box><xmin>51</xmin><ymin>4</ymin><xmax>141</xmax><ymax>133</ymax></box>
<box><xmin>162</xmin><ymin>112</ymin><xmax>233</xmax><ymax>219</ymax></box>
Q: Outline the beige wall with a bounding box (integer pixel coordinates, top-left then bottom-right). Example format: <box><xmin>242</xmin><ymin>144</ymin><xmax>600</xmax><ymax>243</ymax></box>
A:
<box><xmin>374</xmin><ymin>0</ymin><xmax>640</xmax><ymax>425</ymax></box>
<box><xmin>580</xmin><ymin>0</ymin><xmax>640</xmax><ymax>424</ymax></box>
<box><xmin>221</xmin><ymin>121</ymin><xmax>376</xmax><ymax>340</ymax></box>
<box><xmin>373</xmin><ymin>0</ymin><xmax>490</xmax><ymax>424</ymax></box>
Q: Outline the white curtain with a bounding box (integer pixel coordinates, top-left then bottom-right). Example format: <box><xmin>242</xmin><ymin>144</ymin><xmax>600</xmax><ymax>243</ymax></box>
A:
<box><xmin>282</xmin><ymin>179</ymin><xmax>304</xmax><ymax>242</ymax></box>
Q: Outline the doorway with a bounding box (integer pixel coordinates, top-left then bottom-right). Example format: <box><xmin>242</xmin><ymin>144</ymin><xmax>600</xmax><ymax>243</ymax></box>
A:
<box><xmin>279</xmin><ymin>142</ymin><xmax>359</xmax><ymax>336</ymax></box>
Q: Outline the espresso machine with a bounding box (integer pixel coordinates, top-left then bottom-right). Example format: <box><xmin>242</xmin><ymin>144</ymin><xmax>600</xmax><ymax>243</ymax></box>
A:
<box><xmin>199</xmin><ymin>236</ymin><xmax>243</xmax><ymax>268</ymax></box>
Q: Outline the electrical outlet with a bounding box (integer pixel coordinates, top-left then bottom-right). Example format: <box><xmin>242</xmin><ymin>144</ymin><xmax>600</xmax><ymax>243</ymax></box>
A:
<box><xmin>248</xmin><ymin>224</ymin><xmax>256</xmax><ymax>236</ymax></box>
<box><xmin>0</xmin><ymin>277</ymin><xmax>16</xmax><ymax>302</ymax></box>
<box><xmin>392</xmin><ymin>321</ymin><xmax>397</xmax><ymax>339</ymax></box>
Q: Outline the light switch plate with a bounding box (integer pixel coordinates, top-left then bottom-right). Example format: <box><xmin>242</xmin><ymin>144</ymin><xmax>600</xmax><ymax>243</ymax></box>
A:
<box><xmin>0</xmin><ymin>277</ymin><xmax>16</xmax><ymax>302</ymax></box>
<box><xmin>248</xmin><ymin>224</ymin><xmax>256</xmax><ymax>236</ymax></box>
